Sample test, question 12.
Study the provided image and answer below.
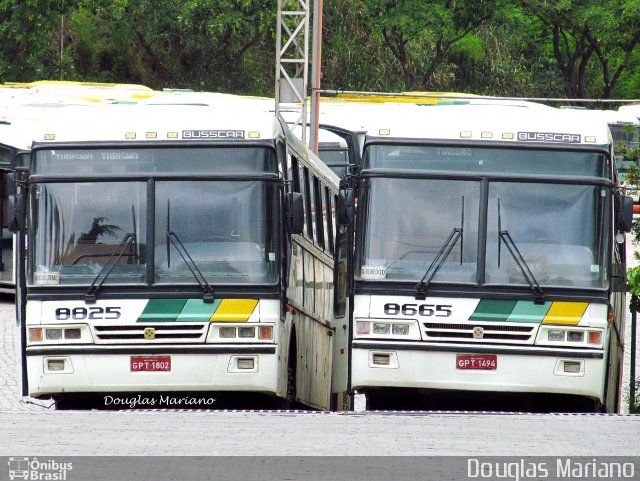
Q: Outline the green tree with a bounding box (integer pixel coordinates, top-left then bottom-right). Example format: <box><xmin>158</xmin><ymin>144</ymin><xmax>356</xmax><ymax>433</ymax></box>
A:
<box><xmin>0</xmin><ymin>0</ymin><xmax>75</xmax><ymax>81</ymax></box>
<box><xmin>523</xmin><ymin>0</ymin><xmax>640</xmax><ymax>99</ymax></box>
<box><xmin>362</xmin><ymin>0</ymin><xmax>501</xmax><ymax>91</ymax></box>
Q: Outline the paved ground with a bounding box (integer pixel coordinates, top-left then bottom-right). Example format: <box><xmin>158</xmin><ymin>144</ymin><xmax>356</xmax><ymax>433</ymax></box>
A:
<box><xmin>0</xmin><ymin>410</ymin><xmax>638</xmax><ymax>456</ymax></box>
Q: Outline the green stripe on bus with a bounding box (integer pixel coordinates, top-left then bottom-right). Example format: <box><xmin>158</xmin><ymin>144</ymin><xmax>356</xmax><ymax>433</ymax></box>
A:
<box><xmin>137</xmin><ymin>299</ymin><xmax>188</xmax><ymax>322</ymax></box>
<box><xmin>469</xmin><ymin>299</ymin><xmax>517</xmax><ymax>322</ymax></box>
<box><xmin>505</xmin><ymin>300</ymin><xmax>552</xmax><ymax>323</ymax></box>
<box><xmin>176</xmin><ymin>299</ymin><xmax>222</xmax><ymax>322</ymax></box>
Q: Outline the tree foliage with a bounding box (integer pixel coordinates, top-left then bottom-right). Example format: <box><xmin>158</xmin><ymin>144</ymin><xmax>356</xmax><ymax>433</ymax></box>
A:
<box><xmin>0</xmin><ymin>0</ymin><xmax>639</xmax><ymax>99</ymax></box>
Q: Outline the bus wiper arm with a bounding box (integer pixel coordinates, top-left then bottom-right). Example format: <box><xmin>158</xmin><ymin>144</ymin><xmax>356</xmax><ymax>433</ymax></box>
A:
<box><xmin>414</xmin><ymin>227</ymin><xmax>462</xmax><ymax>300</ymax></box>
<box><xmin>85</xmin><ymin>233</ymin><xmax>136</xmax><ymax>304</ymax></box>
<box><xmin>499</xmin><ymin>230</ymin><xmax>546</xmax><ymax>305</ymax></box>
<box><xmin>166</xmin><ymin>229</ymin><xmax>215</xmax><ymax>303</ymax></box>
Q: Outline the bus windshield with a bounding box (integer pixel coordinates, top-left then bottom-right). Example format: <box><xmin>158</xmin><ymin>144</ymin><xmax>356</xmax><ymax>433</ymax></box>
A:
<box><xmin>358</xmin><ymin>177</ymin><xmax>480</xmax><ymax>285</ymax></box>
<box><xmin>154</xmin><ymin>180</ymin><xmax>277</xmax><ymax>285</ymax></box>
<box><xmin>29</xmin><ymin>148</ymin><xmax>279</xmax><ymax>287</ymax></box>
<box><xmin>356</xmin><ymin>147</ymin><xmax>611</xmax><ymax>290</ymax></box>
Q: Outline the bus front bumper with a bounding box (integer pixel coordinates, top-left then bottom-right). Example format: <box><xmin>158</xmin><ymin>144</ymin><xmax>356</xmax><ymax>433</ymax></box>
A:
<box><xmin>25</xmin><ymin>344</ymin><xmax>278</xmax><ymax>398</ymax></box>
<box><xmin>351</xmin><ymin>341</ymin><xmax>606</xmax><ymax>402</ymax></box>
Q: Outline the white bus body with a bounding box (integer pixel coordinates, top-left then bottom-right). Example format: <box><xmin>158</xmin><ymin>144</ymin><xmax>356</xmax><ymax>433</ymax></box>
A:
<box><xmin>11</xmin><ymin>102</ymin><xmax>347</xmax><ymax>409</ymax></box>
<box><xmin>334</xmin><ymin>103</ymin><xmax>631</xmax><ymax>411</ymax></box>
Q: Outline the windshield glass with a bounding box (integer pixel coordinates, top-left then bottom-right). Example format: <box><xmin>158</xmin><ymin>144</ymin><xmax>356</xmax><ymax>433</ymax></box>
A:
<box><xmin>319</xmin><ymin>148</ymin><xmax>350</xmax><ymax>180</ymax></box>
<box><xmin>155</xmin><ymin>181</ymin><xmax>278</xmax><ymax>285</ymax></box>
<box><xmin>356</xmin><ymin>177</ymin><xmax>609</xmax><ymax>289</ymax></box>
<box><xmin>356</xmin><ymin>177</ymin><xmax>480</xmax><ymax>283</ymax></box>
<box><xmin>30</xmin><ymin>182</ymin><xmax>147</xmax><ymax>286</ymax></box>
<box><xmin>364</xmin><ymin>145</ymin><xmax>610</xmax><ymax>178</ymax></box>
<box><xmin>29</xmin><ymin>145</ymin><xmax>280</xmax><ymax>288</ymax></box>
<box><xmin>485</xmin><ymin>182</ymin><xmax>609</xmax><ymax>289</ymax></box>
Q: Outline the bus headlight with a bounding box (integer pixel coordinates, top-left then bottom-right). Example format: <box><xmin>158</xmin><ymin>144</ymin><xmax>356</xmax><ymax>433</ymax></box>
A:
<box><xmin>354</xmin><ymin>319</ymin><xmax>421</xmax><ymax>340</ymax></box>
<box><xmin>28</xmin><ymin>325</ymin><xmax>91</xmax><ymax>344</ymax></box>
<box><xmin>392</xmin><ymin>324</ymin><xmax>410</xmax><ymax>335</ymax></box>
<box><xmin>548</xmin><ymin>330</ymin><xmax>565</xmax><ymax>342</ymax></box>
<box><xmin>373</xmin><ymin>323</ymin><xmax>391</xmax><ymax>335</ymax></box>
<box><xmin>536</xmin><ymin>327</ymin><xmax>603</xmax><ymax>348</ymax></box>
<box><xmin>208</xmin><ymin>324</ymin><xmax>275</xmax><ymax>343</ymax></box>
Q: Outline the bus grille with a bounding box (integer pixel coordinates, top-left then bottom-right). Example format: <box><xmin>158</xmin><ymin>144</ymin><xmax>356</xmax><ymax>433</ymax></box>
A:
<box><xmin>422</xmin><ymin>321</ymin><xmax>537</xmax><ymax>345</ymax></box>
<box><xmin>93</xmin><ymin>324</ymin><xmax>207</xmax><ymax>343</ymax></box>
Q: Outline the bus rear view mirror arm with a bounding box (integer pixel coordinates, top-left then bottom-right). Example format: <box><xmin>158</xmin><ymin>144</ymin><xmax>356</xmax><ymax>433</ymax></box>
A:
<box><xmin>7</xmin><ymin>193</ymin><xmax>24</xmax><ymax>232</ymax></box>
<box><xmin>617</xmin><ymin>195</ymin><xmax>634</xmax><ymax>233</ymax></box>
<box><xmin>337</xmin><ymin>188</ymin><xmax>355</xmax><ymax>225</ymax></box>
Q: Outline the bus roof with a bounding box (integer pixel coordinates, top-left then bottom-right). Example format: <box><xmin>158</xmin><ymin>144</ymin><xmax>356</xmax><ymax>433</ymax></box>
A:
<box><xmin>330</xmin><ymin>103</ymin><xmax>611</xmax><ymax>147</ymax></box>
<box><xmin>27</xmin><ymin>104</ymin><xmax>282</xmax><ymax>144</ymax></box>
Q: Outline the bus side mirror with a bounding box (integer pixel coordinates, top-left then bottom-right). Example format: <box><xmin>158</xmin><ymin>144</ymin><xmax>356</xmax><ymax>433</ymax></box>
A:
<box><xmin>5</xmin><ymin>172</ymin><xmax>16</xmax><ymax>196</ymax></box>
<box><xmin>7</xmin><ymin>193</ymin><xmax>24</xmax><ymax>232</ymax></box>
<box><xmin>337</xmin><ymin>188</ymin><xmax>355</xmax><ymax>225</ymax></box>
<box><xmin>617</xmin><ymin>195</ymin><xmax>634</xmax><ymax>233</ymax></box>
<box><xmin>288</xmin><ymin>192</ymin><xmax>304</xmax><ymax>235</ymax></box>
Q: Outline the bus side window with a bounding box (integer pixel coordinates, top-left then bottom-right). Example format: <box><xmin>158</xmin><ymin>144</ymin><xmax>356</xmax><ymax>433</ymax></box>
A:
<box><xmin>303</xmin><ymin>167</ymin><xmax>313</xmax><ymax>241</ymax></box>
<box><xmin>314</xmin><ymin>177</ymin><xmax>325</xmax><ymax>250</ymax></box>
<box><xmin>334</xmin><ymin>224</ymin><xmax>348</xmax><ymax>318</ymax></box>
<box><xmin>323</xmin><ymin>185</ymin><xmax>333</xmax><ymax>255</ymax></box>
<box><xmin>332</xmin><ymin>194</ymin><xmax>338</xmax><ymax>253</ymax></box>
<box><xmin>298</xmin><ymin>166</ymin><xmax>308</xmax><ymax>238</ymax></box>
<box><xmin>290</xmin><ymin>154</ymin><xmax>300</xmax><ymax>193</ymax></box>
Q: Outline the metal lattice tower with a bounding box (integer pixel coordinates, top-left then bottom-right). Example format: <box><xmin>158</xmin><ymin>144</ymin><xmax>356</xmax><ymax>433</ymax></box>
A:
<box><xmin>275</xmin><ymin>0</ymin><xmax>310</xmax><ymax>144</ymax></box>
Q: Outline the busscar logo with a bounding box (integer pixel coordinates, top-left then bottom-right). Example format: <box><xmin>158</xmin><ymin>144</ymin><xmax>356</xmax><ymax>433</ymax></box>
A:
<box><xmin>8</xmin><ymin>457</ymin><xmax>73</xmax><ymax>480</ymax></box>
<box><xmin>182</xmin><ymin>130</ymin><xmax>245</xmax><ymax>139</ymax></box>
<box><xmin>517</xmin><ymin>132</ymin><xmax>581</xmax><ymax>143</ymax></box>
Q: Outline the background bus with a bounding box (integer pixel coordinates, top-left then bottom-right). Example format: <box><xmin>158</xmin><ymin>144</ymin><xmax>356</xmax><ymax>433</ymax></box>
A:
<box><xmin>9</xmin><ymin>101</ymin><xmax>349</xmax><ymax>410</ymax></box>
<box><xmin>333</xmin><ymin>102</ymin><xmax>633</xmax><ymax>412</ymax></box>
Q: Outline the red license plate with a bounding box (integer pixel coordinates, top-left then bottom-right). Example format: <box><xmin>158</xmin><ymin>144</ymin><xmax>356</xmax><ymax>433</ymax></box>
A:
<box><xmin>456</xmin><ymin>354</ymin><xmax>497</xmax><ymax>370</ymax></box>
<box><xmin>130</xmin><ymin>356</ymin><xmax>171</xmax><ymax>372</ymax></box>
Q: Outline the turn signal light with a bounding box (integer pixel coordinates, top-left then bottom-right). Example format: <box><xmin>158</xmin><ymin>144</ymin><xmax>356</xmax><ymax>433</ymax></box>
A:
<box><xmin>258</xmin><ymin>326</ymin><xmax>273</xmax><ymax>340</ymax></box>
<box><xmin>588</xmin><ymin>331</ymin><xmax>602</xmax><ymax>345</ymax></box>
<box><xmin>29</xmin><ymin>328</ymin><xmax>43</xmax><ymax>342</ymax></box>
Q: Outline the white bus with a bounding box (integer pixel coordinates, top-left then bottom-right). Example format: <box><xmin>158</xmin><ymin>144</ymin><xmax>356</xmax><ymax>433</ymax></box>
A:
<box><xmin>333</xmin><ymin>102</ymin><xmax>633</xmax><ymax>412</ymax></box>
<box><xmin>8</xmin><ymin>102</ymin><xmax>349</xmax><ymax>410</ymax></box>
<box><xmin>0</xmin><ymin>87</ymin><xmax>99</xmax><ymax>294</ymax></box>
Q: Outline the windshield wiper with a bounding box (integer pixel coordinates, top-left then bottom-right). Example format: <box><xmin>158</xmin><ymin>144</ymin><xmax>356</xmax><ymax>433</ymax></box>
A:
<box><xmin>497</xmin><ymin>199</ymin><xmax>545</xmax><ymax>304</ymax></box>
<box><xmin>166</xmin><ymin>199</ymin><xmax>215</xmax><ymax>303</ymax></box>
<box><xmin>414</xmin><ymin>197</ymin><xmax>464</xmax><ymax>300</ymax></box>
<box><xmin>85</xmin><ymin>233</ymin><xmax>136</xmax><ymax>303</ymax></box>
<box><xmin>499</xmin><ymin>231</ymin><xmax>546</xmax><ymax>304</ymax></box>
<box><xmin>166</xmin><ymin>230</ymin><xmax>215</xmax><ymax>303</ymax></box>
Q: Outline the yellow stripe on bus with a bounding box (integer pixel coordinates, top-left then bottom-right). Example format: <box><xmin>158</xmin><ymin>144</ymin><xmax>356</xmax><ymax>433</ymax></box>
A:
<box><xmin>209</xmin><ymin>299</ymin><xmax>258</xmax><ymax>322</ymax></box>
<box><xmin>541</xmin><ymin>302</ymin><xmax>588</xmax><ymax>325</ymax></box>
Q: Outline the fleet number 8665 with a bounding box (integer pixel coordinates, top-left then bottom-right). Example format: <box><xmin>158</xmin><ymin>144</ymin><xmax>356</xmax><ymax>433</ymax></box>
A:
<box><xmin>383</xmin><ymin>303</ymin><xmax>452</xmax><ymax>317</ymax></box>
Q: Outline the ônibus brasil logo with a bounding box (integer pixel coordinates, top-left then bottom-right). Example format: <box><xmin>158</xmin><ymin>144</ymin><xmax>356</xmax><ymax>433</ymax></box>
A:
<box><xmin>8</xmin><ymin>457</ymin><xmax>73</xmax><ymax>480</ymax></box>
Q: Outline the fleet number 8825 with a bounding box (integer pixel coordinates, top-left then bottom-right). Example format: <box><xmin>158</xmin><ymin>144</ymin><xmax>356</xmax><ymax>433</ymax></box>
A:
<box><xmin>383</xmin><ymin>303</ymin><xmax>452</xmax><ymax>317</ymax></box>
<box><xmin>55</xmin><ymin>306</ymin><xmax>122</xmax><ymax>320</ymax></box>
